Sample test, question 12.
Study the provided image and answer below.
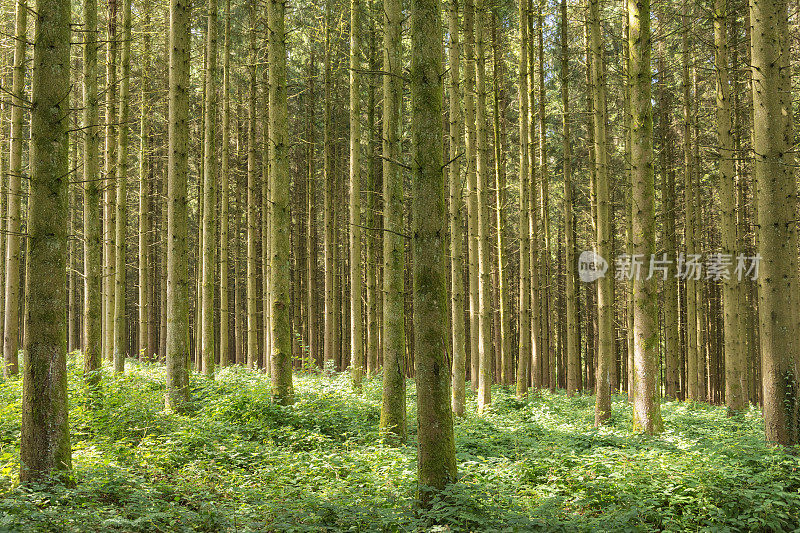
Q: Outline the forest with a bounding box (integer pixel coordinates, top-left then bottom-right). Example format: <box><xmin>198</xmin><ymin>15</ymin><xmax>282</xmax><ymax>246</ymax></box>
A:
<box><xmin>0</xmin><ymin>0</ymin><xmax>799</xmax><ymax>529</ymax></box>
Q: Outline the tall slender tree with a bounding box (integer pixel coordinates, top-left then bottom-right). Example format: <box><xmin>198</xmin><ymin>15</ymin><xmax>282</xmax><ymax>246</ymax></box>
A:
<box><xmin>3</xmin><ymin>0</ymin><xmax>26</xmax><ymax>377</ymax></box>
<box><xmin>628</xmin><ymin>0</ymin><xmax>662</xmax><ymax>434</ymax></box>
<box><xmin>268</xmin><ymin>0</ymin><xmax>294</xmax><ymax>404</ymax></box>
<box><xmin>114</xmin><ymin>0</ymin><xmax>131</xmax><ymax>372</ymax></box>
<box><xmin>350</xmin><ymin>0</ymin><xmax>364</xmax><ymax>388</ymax></box>
<box><xmin>714</xmin><ymin>0</ymin><xmax>746</xmax><ymax>414</ymax></box>
<box><xmin>412</xmin><ymin>0</ymin><xmax>457</xmax><ymax>504</ymax></box>
<box><xmin>379</xmin><ymin>0</ymin><xmax>407</xmax><ymax>441</ymax></box>
<box><xmin>83</xmin><ymin>0</ymin><xmax>102</xmax><ymax>383</ymax></box>
<box><xmin>750</xmin><ymin>0</ymin><xmax>800</xmax><ymax>445</ymax></box>
<box><xmin>139</xmin><ymin>0</ymin><xmax>151</xmax><ymax>361</ymax></box>
<box><xmin>561</xmin><ymin>0</ymin><xmax>579</xmax><ymax>396</ymax></box>
<box><xmin>201</xmin><ymin>0</ymin><xmax>218</xmax><ymax>377</ymax></box>
<box><xmin>220</xmin><ymin>0</ymin><xmax>231</xmax><ymax>367</ymax></box>
<box><xmin>165</xmin><ymin>0</ymin><xmax>191</xmax><ymax>411</ymax></box>
<box><xmin>20</xmin><ymin>0</ymin><xmax>72</xmax><ymax>482</ymax></box>
<box><xmin>516</xmin><ymin>0</ymin><xmax>531</xmax><ymax>398</ymax></box>
<box><xmin>475</xmin><ymin>0</ymin><xmax>492</xmax><ymax>411</ymax></box>
<box><xmin>591</xmin><ymin>0</ymin><xmax>613</xmax><ymax>424</ymax></box>
<box><xmin>448</xmin><ymin>0</ymin><xmax>467</xmax><ymax>416</ymax></box>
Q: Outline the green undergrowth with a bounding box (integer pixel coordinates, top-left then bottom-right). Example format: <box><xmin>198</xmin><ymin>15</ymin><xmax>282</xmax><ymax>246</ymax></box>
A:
<box><xmin>1</xmin><ymin>356</ymin><xmax>799</xmax><ymax>532</ymax></box>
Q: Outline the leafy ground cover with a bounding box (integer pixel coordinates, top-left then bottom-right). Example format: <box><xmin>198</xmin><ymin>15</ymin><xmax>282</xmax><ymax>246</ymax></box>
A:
<box><xmin>1</xmin><ymin>357</ymin><xmax>799</xmax><ymax>532</ymax></box>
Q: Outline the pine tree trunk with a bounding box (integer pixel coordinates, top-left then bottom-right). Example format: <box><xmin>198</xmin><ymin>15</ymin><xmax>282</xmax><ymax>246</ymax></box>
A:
<box><xmin>750</xmin><ymin>0</ymin><xmax>800</xmax><ymax>445</ymax></box>
<box><xmin>165</xmin><ymin>0</ymin><xmax>191</xmax><ymax>411</ymax></box>
<box><xmin>200</xmin><ymin>0</ymin><xmax>218</xmax><ymax>377</ymax></box>
<box><xmin>475</xmin><ymin>0</ymin><xmax>493</xmax><ymax>411</ymax></box>
<box><xmin>20</xmin><ymin>0</ymin><xmax>72</xmax><ymax>482</ymax></box>
<box><xmin>591</xmin><ymin>0</ymin><xmax>613</xmax><ymax>424</ymax></box>
<box><xmin>3</xmin><ymin>0</ymin><xmax>26</xmax><ymax>377</ymax></box>
<box><xmin>714</xmin><ymin>0</ymin><xmax>746</xmax><ymax>414</ymax></box>
<box><xmin>350</xmin><ymin>0</ymin><xmax>364</xmax><ymax>388</ymax></box>
<box><xmin>219</xmin><ymin>0</ymin><xmax>231</xmax><ymax>367</ymax></box>
<box><xmin>411</xmin><ymin>0</ymin><xmax>457</xmax><ymax>503</ymax></box>
<box><xmin>246</xmin><ymin>11</ymin><xmax>258</xmax><ymax>370</ymax></box>
<box><xmin>561</xmin><ymin>0</ymin><xmax>579</xmax><ymax>396</ymax></box>
<box><xmin>268</xmin><ymin>0</ymin><xmax>295</xmax><ymax>404</ymax></box>
<box><xmin>448</xmin><ymin>0</ymin><xmax>467</xmax><ymax>414</ymax></box>
<box><xmin>463</xmin><ymin>0</ymin><xmax>479</xmax><ymax>391</ymax></box>
<box><xmin>629</xmin><ymin>0</ymin><xmax>663</xmax><ymax>434</ymax></box>
<box><xmin>490</xmin><ymin>13</ymin><xmax>513</xmax><ymax>387</ymax></box>
<box><xmin>536</xmin><ymin>4</ymin><xmax>553</xmax><ymax>391</ymax></box>
<box><xmin>323</xmin><ymin>0</ymin><xmax>337</xmax><ymax>371</ymax></box>
<box><xmin>138</xmin><ymin>1</ymin><xmax>151</xmax><ymax>361</ymax></box>
<box><xmin>113</xmin><ymin>0</ymin><xmax>131</xmax><ymax>372</ymax></box>
<box><xmin>681</xmin><ymin>6</ymin><xmax>698</xmax><ymax>401</ymax></box>
<box><xmin>379</xmin><ymin>0</ymin><xmax>407</xmax><ymax>441</ymax></box>
<box><xmin>516</xmin><ymin>0</ymin><xmax>530</xmax><ymax>398</ymax></box>
<box><xmin>83</xmin><ymin>0</ymin><xmax>101</xmax><ymax>382</ymax></box>
<box><xmin>104</xmin><ymin>0</ymin><xmax>117</xmax><ymax>364</ymax></box>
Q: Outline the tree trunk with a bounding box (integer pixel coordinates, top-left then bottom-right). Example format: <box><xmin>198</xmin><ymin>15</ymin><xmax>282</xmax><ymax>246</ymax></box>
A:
<box><xmin>516</xmin><ymin>0</ymin><xmax>530</xmax><ymax>399</ymax></box>
<box><xmin>165</xmin><ymin>0</ymin><xmax>191</xmax><ymax>411</ymax></box>
<box><xmin>411</xmin><ymin>0</ymin><xmax>457</xmax><ymax>503</ymax></box>
<box><xmin>448</xmin><ymin>0</ymin><xmax>467</xmax><ymax>415</ymax></box>
<box><xmin>268</xmin><ymin>0</ymin><xmax>295</xmax><ymax>404</ymax></box>
<box><xmin>3</xmin><ymin>0</ymin><xmax>26</xmax><ymax>377</ymax></box>
<box><xmin>379</xmin><ymin>0</ymin><xmax>407</xmax><ymax>441</ymax></box>
<box><xmin>20</xmin><ymin>0</ymin><xmax>72</xmax><ymax>482</ymax></box>
<box><xmin>104</xmin><ymin>0</ymin><xmax>117</xmax><ymax>365</ymax></box>
<box><xmin>591</xmin><ymin>0</ymin><xmax>613</xmax><ymax>424</ymax></box>
<box><xmin>561</xmin><ymin>0</ymin><xmax>579</xmax><ymax>396</ymax></box>
<box><xmin>629</xmin><ymin>0</ymin><xmax>663</xmax><ymax>434</ymax></box>
<box><xmin>83</xmin><ymin>0</ymin><xmax>102</xmax><ymax>384</ymax></box>
<box><xmin>750</xmin><ymin>0</ymin><xmax>800</xmax><ymax>445</ymax></box>
<box><xmin>200</xmin><ymin>0</ymin><xmax>218</xmax><ymax>377</ymax></box>
<box><xmin>219</xmin><ymin>0</ymin><xmax>231</xmax><ymax>367</ymax></box>
<box><xmin>246</xmin><ymin>11</ymin><xmax>258</xmax><ymax>370</ymax></box>
<box><xmin>464</xmin><ymin>0</ymin><xmax>479</xmax><ymax>391</ymax></box>
<box><xmin>350</xmin><ymin>0</ymin><xmax>364</xmax><ymax>388</ymax></box>
<box><xmin>714</xmin><ymin>0</ymin><xmax>747</xmax><ymax>414</ymax></box>
<box><xmin>475</xmin><ymin>0</ymin><xmax>492</xmax><ymax>411</ymax></box>
<box><xmin>114</xmin><ymin>0</ymin><xmax>131</xmax><ymax>372</ymax></box>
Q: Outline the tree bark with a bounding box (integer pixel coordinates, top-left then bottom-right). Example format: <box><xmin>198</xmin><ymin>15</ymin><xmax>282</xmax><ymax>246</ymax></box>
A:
<box><xmin>20</xmin><ymin>0</ymin><xmax>72</xmax><ymax>482</ymax></box>
<box><xmin>411</xmin><ymin>0</ymin><xmax>457</xmax><ymax>503</ymax></box>
<box><xmin>166</xmin><ymin>0</ymin><xmax>191</xmax><ymax>411</ymax></box>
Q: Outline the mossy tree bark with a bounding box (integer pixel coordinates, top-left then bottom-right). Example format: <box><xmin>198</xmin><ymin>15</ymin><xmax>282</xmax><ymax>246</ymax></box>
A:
<box><xmin>750</xmin><ymin>0</ymin><xmax>800</xmax><ymax>445</ymax></box>
<box><xmin>20</xmin><ymin>0</ymin><xmax>72</xmax><ymax>482</ymax></box>
<box><xmin>268</xmin><ymin>0</ymin><xmax>295</xmax><ymax>405</ymax></box>
<box><xmin>411</xmin><ymin>0</ymin><xmax>457</xmax><ymax>504</ymax></box>
<box><xmin>379</xmin><ymin>0</ymin><xmax>407</xmax><ymax>442</ymax></box>
<box><xmin>463</xmin><ymin>0</ymin><xmax>479</xmax><ymax>392</ymax></box>
<box><xmin>591</xmin><ymin>0</ymin><xmax>613</xmax><ymax>424</ymax></box>
<box><xmin>516</xmin><ymin>0</ymin><xmax>530</xmax><ymax>399</ymax></box>
<box><xmin>475</xmin><ymin>0</ymin><xmax>492</xmax><ymax>412</ymax></box>
<box><xmin>83</xmin><ymin>0</ymin><xmax>102</xmax><ymax>384</ymax></box>
<box><xmin>138</xmin><ymin>0</ymin><xmax>151</xmax><ymax>361</ymax></box>
<box><xmin>3</xmin><ymin>0</ymin><xmax>26</xmax><ymax>378</ymax></box>
<box><xmin>448</xmin><ymin>0</ymin><xmax>467</xmax><ymax>416</ymax></box>
<box><xmin>165</xmin><ymin>0</ymin><xmax>191</xmax><ymax>412</ymax></box>
<box><xmin>350</xmin><ymin>0</ymin><xmax>364</xmax><ymax>389</ymax></box>
<box><xmin>628</xmin><ymin>0</ymin><xmax>662</xmax><ymax>434</ymax></box>
<box><xmin>714</xmin><ymin>0</ymin><xmax>746</xmax><ymax>414</ymax></box>
<box><xmin>561</xmin><ymin>0</ymin><xmax>579</xmax><ymax>397</ymax></box>
<box><xmin>113</xmin><ymin>0</ymin><xmax>131</xmax><ymax>373</ymax></box>
<box><xmin>219</xmin><ymin>0</ymin><xmax>231</xmax><ymax>367</ymax></box>
<box><xmin>201</xmin><ymin>0</ymin><xmax>218</xmax><ymax>377</ymax></box>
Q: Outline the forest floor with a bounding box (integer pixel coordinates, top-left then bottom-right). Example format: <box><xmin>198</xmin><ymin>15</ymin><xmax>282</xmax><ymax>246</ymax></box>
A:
<box><xmin>1</xmin><ymin>358</ymin><xmax>799</xmax><ymax>532</ymax></box>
